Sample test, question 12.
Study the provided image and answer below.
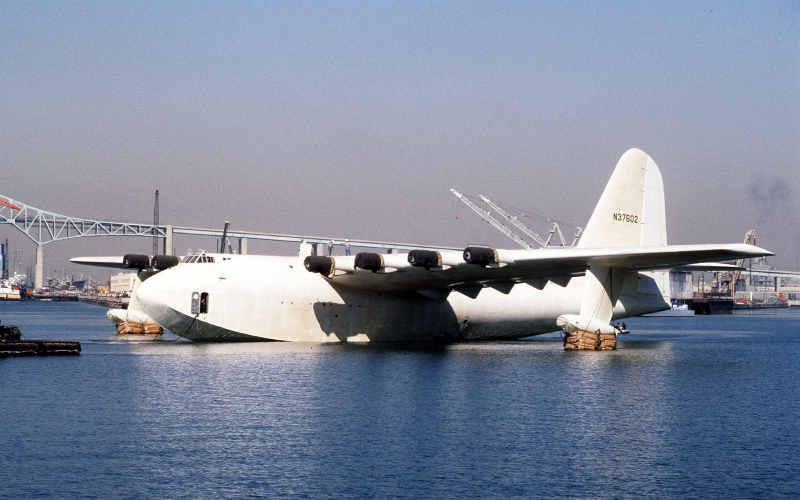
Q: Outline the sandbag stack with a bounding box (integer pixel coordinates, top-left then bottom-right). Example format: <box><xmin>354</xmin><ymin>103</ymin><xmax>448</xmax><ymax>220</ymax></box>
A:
<box><xmin>115</xmin><ymin>320</ymin><xmax>163</xmax><ymax>336</ymax></box>
<box><xmin>563</xmin><ymin>331</ymin><xmax>617</xmax><ymax>350</ymax></box>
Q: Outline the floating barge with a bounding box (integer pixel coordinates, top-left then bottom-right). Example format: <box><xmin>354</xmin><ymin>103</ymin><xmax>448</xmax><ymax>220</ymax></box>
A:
<box><xmin>688</xmin><ymin>296</ymin><xmax>734</xmax><ymax>315</ymax></box>
<box><xmin>0</xmin><ymin>325</ymin><xmax>81</xmax><ymax>355</ymax></box>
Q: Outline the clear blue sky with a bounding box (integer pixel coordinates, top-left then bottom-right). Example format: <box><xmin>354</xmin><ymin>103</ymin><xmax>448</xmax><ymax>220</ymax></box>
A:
<box><xmin>1</xmin><ymin>1</ymin><xmax>798</xmax><ymax>278</ymax></box>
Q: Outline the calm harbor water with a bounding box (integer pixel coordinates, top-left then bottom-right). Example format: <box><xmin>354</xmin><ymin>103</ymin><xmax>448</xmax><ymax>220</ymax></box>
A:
<box><xmin>1</xmin><ymin>301</ymin><xmax>798</xmax><ymax>499</ymax></box>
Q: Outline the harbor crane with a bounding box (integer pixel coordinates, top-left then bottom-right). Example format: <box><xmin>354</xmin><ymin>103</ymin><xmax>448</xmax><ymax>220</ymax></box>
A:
<box><xmin>451</xmin><ymin>189</ymin><xmax>581</xmax><ymax>248</ymax></box>
<box><xmin>450</xmin><ymin>189</ymin><xmax>531</xmax><ymax>249</ymax></box>
<box><xmin>717</xmin><ymin>229</ymin><xmax>756</xmax><ymax>295</ymax></box>
<box><xmin>219</xmin><ymin>221</ymin><xmax>231</xmax><ymax>253</ymax></box>
<box><xmin>478</xmin><ymin>194</ymin><xmax>574</xmax><ymax>247</ymax></box>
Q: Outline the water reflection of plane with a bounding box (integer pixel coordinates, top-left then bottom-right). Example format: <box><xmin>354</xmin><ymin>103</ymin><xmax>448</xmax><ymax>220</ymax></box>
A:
<box><xmin>72</xmin><ymin>149</ymin><xmax>770</xmax><ymax>349</ymax></box>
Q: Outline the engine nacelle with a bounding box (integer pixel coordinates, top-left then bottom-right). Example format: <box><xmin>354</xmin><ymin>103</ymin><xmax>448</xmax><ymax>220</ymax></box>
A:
<box><xmin>408</xmin><ymin>250</ymin><xmax>441</xmax><ymax>269</ymax></box>
<box><xmin>152</xmin><ymin>255</ymin><xmax>180</xmax><ymax>270</ymax></box>
<box><xmin>354</xmin><ymin>252</ymin><xmax>384</xmax><ymax>271</ymax></box>
<box><xmin>463</xmin><ymin>246</ymin><xmax>498</xmax><ymax>266</ymax></box>
<box><xmin>123</xmin><ymin>254</ymin><xmax>151</xmax><ymax>270</ymax></box>
<box><xmin>304</xmin><ymin>256</ymin><xmax>335</xmax><ymax>278</ymax></box>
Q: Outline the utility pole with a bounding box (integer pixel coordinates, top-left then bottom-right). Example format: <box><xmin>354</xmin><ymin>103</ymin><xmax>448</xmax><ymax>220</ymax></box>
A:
<box><xmin>153</xmin><ymin>190</ymin><xmax>160</xmax><ymax>255</ymax></box>
<box><xmin>1</xmin><ymin>238</ymin><xmax>7</xmax><ymax>280</ymax></box>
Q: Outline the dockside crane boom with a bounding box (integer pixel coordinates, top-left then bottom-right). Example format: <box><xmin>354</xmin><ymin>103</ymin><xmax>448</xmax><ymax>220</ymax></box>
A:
<box><xmin>730</xmin><ymin>229</ymin><xmax>756</xmax><ymax>293</ymax></box>
<box><xmin>452</xmin><ymin>190</ymin><xmax>581</xmax><ymax>248</ymax></box>
<box><xmin>450</xmin><ymin>189</ymin><xmax>531</xmax><ymax>249</ymax></box>
<box><xmin>219</xmin><ymin>221</ymin><xmax>230</xmax><ymax>254</ymax></box>
<box><xmin>569</xmin><ymin>227</ymin><xmax>583</xmax><ymax>247</ymax></box>
<box><xmin>477</xmin><ymin>194</ymin><xmax>573</xmax><ymax>247</ymax></box>
<box><xmin>717</xmin><ymin>229</ymin><xmax>756</xmax><ymax>295</ymax></box>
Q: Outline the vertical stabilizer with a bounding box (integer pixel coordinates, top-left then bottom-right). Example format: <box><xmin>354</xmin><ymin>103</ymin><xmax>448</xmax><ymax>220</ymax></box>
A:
<box><xmin>578</xmin><ymin>148</ymin><xmax>666</xmax><ymax>249</ymax></box>
<box><xmin>559</xmin><ymin>149</ymin><xmax>671</xmax><ymax>349</ymax></box>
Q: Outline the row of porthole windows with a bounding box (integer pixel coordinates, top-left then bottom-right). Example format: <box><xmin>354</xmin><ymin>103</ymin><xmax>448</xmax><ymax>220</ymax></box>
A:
<box><xmin>191</xmin><ymin>292</ymin><xmax>209</xmax><ymax>314</ymax></box>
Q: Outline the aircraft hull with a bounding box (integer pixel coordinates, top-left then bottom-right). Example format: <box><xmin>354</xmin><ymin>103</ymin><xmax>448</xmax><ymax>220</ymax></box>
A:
<box><xmin>135</xmin><ymin>255</ymin><xmax>667</xmax><ymax>342</ymax></box>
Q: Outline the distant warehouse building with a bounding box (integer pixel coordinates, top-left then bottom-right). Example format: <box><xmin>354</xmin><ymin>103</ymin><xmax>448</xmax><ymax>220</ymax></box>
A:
<box><xmin>110</xmin><ymin>272</ymin><xmax>137</xmax><ymax>294</ymax></box>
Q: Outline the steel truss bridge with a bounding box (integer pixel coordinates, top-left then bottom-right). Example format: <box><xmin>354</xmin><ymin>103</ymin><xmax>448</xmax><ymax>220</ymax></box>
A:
<box><xmin>1</xmin><ymin>194</ymin><xmax>455</xmax><ymax>290</ymax></box>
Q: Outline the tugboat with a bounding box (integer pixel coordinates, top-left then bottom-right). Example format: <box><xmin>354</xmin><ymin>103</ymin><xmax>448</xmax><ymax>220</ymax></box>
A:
<box><xmin>0</xmin><ymin>322</ymin><xmax>81</xmax><ymax>355</ymax></box>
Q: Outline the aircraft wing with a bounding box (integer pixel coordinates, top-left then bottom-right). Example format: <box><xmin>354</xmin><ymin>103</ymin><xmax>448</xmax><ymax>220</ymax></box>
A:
<box><xmin>71</xmin><ymin>254</ymin><xmax>181</xmax><ymax>271</ymax></box>
<box><xmin>70</xmin><ymin>256</ymin><xmax>129</xmax><ymax>269</ymax></box>
<box><xmin>307</xmin><ymin>243</ymin><xmax>772</xmax><ymax>297</ymax></box>
<box><xmin>562</xmin><ymin>244</ymin><xmax>770</xmax><ymax>270</ymax></box>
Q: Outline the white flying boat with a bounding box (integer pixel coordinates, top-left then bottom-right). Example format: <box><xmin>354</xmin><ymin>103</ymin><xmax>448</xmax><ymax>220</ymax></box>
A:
<box><xmin>72</xmin><ymin>149</ymin><xmax>772</xmax><ymax>349</ymax></box>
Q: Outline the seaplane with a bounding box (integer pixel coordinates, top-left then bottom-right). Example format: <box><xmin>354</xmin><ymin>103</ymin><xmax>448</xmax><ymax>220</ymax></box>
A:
<box><xmin>72</xmin><ymin>149</ymin><xmax>771</xmax><ymax>349</ymax></box>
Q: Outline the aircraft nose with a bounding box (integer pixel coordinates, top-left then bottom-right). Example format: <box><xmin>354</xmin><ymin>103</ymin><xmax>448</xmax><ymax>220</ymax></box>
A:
<box><xmin>135</xmin><ymin>272</ymin><xmax>173</xmax><ymax>325</ymax></box>
<box><xmin>135</xmin><ymin>270</ymin><xmax>200</xmax><ymax>338</ymax></box>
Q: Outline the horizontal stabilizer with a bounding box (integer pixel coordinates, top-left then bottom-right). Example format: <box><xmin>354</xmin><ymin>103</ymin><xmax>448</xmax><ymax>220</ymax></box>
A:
<box><xmin>674</xmin><ymin>262</ymin><xmax>744</xmax><ymax>272</ymax></box>
<box><xmin>556</xmin><ymin>314</ymin><xmax>618</xmax><ymax>335</ymax></box>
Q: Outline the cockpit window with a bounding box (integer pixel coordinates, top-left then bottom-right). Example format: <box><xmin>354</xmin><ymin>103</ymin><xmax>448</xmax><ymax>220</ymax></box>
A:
<box><xmin>182</xmin><ymin>253</ymin><xmax>214</xmax><ymax>264</ymax></box>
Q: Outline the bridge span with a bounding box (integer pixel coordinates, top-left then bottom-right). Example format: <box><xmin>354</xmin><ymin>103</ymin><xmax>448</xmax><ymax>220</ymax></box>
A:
<box><xmin>1</xmin><ymin>194</ymin><xmax>456</xmax><ymax>290</ymax></box>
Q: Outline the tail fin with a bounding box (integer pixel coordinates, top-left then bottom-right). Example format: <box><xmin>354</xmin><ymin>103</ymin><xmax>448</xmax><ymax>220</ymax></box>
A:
<box><xmin>558</xmin><ymin>149</ymin><xmax>683</xmax><ymax>347</ymax></box>
<box><xmin>578</xmin><ymin>149</ymin><xmax>671</xmax><ymax>317</ymax></box>
<box><xmin>578</xmin><ymin>148</ymin><xmax>667</xmax><ymax>249</ymax></box>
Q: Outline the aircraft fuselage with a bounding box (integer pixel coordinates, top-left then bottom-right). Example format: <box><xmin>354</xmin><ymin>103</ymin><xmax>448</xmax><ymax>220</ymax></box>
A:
<box><xmin>135</xmin><ymin>254</ymin><xmax>667</xmax><ymax>342</ymax></box>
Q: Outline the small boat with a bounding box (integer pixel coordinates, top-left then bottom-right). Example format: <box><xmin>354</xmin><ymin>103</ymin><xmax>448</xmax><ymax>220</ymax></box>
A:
<box><xmin>612</xmin><ymin>323</ymin><xmax>630</xmax><ymax>334</ymax></box>
<box><xmin>643</xmin><ymin>302</ymin><xmax>695</xmax><ymax>317</ymax></box>
<box><xmin>0</xmin><ymin>324</ymin><xmax>81</xmax><ymax>355</ymax></box>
